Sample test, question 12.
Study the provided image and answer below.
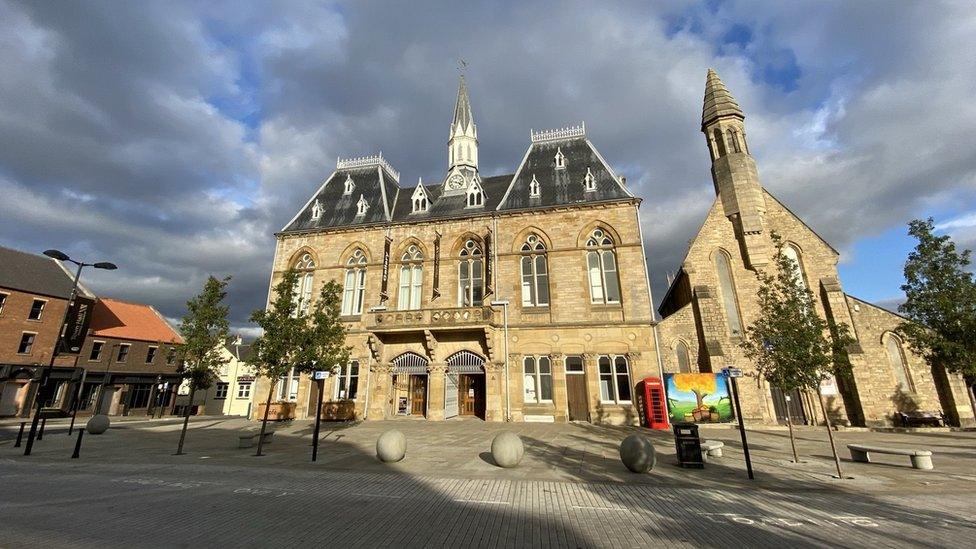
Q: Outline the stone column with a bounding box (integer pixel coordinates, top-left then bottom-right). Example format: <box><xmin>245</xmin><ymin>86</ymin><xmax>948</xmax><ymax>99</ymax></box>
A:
<box><xmin>427</xmin><ymin>362</ymin><xmax>446</xmax><ymax>421</ymax></box>
<box><xmin>367</xmin><ymin>363</ymin><xmax>392</xmax><ymax>420</ymax></box>
<box><xmin>551</xmin><ymin>353</ymin><xmax>568</xmax><ymax>422</ymax></box>
<box><xmin>485</xmin><ymin>362</ymin><xmax>504</xmax><ymax>422</ymax></box>
<box><xmin>583</xmin><ymin>353</ymin><xmax>600</xmax><ymax>421</ymax></box>
<box><xmin>625</xmin><ymin>352</ymin><xmax>643</xmax><ymax>425</ymax></box>
<box><xmin>508</xmin><ymin>354</ymin><xmax>523</xmax><ymax>421</ymax></box>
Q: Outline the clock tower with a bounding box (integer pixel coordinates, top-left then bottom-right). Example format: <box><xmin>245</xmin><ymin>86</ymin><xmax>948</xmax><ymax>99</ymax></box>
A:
<box><xmin>444</xmin><ymin>74</ymin><xmax>479</xmax><ymax>195</ymax></box>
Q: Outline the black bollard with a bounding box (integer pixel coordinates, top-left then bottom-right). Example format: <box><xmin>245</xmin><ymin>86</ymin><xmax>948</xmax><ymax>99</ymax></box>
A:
<box><xmin>14</xmin><ymin>422</ymin><xmax>26</xmax><ymax>448</ymax></box>
<box><xmin>38</xmin><ymin>418</ymin><xmax>46</xmax><ymax>440</ymax></box>
<box><xmin>71</xmin><ymin>429</ymin><xmax>84</xmax><ymax>459</ymax></box>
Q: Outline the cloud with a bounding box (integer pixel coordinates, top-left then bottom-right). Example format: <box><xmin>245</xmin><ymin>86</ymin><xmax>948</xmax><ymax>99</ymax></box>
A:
<box><xmin>1</xmin><ymin>0</ymin><xmax>974</xmax><ymax>331</ymax></box>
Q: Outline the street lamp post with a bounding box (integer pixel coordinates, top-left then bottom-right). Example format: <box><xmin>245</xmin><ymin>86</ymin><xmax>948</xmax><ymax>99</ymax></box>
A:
<box><xmin>23</xmin><ymin>250</ymin><xmax>116</xmax><ymax>456</ymax></box>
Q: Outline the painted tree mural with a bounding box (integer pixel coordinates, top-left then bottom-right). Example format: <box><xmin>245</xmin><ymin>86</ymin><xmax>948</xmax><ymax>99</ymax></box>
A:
<box><xmin>673</xmin><ymin>373</ymin><xmax>716</xmax><ymax>420</ymax></box>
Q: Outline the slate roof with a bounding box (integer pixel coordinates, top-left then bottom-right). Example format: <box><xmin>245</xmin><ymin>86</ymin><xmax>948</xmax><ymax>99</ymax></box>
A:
<box><xmin>0</xmin><ymin>245</ymin><xmax>95</xmax><ymax>299</ymax></box>
<box><xmin>452</xmin><ymin>75</ymin><xmax>474</xmax><ymax>132</ymax></box>
<box><xmin>390</xmin><ymin>174</ymin><xmax>512</xmax><ymax>222</ymax></box>
<box><xmin>89</xmin><ymin>298</ymin><xmax>183</xmax><ymax>344</ymax></box>
<box><xmin>282</xmin><ymin>165</ymin><xmax>395</xmax><ymax>232</ymax></box>
<box><xmin>497</xmin><ymin>136</ymin><xmax>631</xmax><ymax>211</ymax></box>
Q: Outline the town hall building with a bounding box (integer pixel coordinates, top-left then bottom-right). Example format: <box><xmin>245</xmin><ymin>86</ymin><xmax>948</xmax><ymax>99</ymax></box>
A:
<box><xmin>260</xmin><ymin>71</ymin><xmax>975</xmax><ymax>428</ymax></box>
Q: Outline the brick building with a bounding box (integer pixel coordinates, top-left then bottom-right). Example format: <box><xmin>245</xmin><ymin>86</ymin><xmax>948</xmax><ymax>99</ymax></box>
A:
<box><xmin>0</xmin><ymin>246</ymin><xmax>94</xmax><ymax>417</ymax></box>
<box><xmin>656</xmin><ymin>70</ymin><xmax>975</xmax><ymax>427</ymax></box>
<box><xmin>258</xmin><ymin>76</ymin><xmax>660</xmax><ymax>424</ymax></box>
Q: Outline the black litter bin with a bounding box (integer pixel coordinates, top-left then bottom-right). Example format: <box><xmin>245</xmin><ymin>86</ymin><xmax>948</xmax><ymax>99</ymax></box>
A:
<box><xmin>673</xmin><ymin>422</ymin><xmax>704</xmax><ymax>468</ymax></box>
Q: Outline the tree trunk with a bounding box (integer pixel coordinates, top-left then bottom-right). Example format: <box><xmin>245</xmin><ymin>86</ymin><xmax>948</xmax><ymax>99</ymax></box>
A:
<box><xmin>175</xmin><ymin>386</ymin><xmax>196</xmax><ymax>455</ymax></box>
<box><xmin>785</xmin><ymin>407</ymin><xmax>799</xmax><ymax>463</ymax></box>
<box><xmin>255</xmin><ymin>380</ymin><xmax>277</xmax><ymax>457</ymax></box>
<box><xmin>817</xmin><ymin>389</ymin><xmax>844</xmax><ymax>478</ymax></box>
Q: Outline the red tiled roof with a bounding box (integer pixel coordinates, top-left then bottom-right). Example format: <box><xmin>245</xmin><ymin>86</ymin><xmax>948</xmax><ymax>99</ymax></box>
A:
<box><xmin>90</xmin><ymin>298</ymin><xmax>183</xmax><ymax>344</ymax></box>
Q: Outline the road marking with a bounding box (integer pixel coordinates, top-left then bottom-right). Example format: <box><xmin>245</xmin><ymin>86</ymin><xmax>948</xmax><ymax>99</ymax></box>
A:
<box><xmin>572</xmin><ymin>505</ymin><xmax>627</xmax><ymax>511</ymax></box>
<box><xmin>352</xmin><ymin>493</ymin><xmax>403</xmax><ymax>499</ymax></box>
<box><xmin>454</xmin><ymin>499</ymin><xmax>511</xmax><ymax>505</ymax></box>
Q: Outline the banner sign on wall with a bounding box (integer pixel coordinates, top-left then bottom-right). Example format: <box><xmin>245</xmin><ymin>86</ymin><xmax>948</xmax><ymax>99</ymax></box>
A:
<box><xmin>379</xmin><ymin>235</ymin><xmax>392</xmax><ymax>303</ymax></box>
<box><xmin>432</xmin><ymin>232</ymin><xmax>441</xmax><ymax>300</ymax></box>
<box><xmin>483</xmin><ymin>229</ymin><xmax>493</xmax><ymax>298</ymax></box>
<box><xmin>664</xmin><ymin>373</ymin><xmax>734</xmax><ymax>423</ymax></box>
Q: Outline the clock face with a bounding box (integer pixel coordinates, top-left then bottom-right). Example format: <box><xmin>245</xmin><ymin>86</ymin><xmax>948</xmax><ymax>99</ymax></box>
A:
<box><xmin>448</xmin><ymin>173</ymin><xmax>465</xmax><ymax>190</ymax></box>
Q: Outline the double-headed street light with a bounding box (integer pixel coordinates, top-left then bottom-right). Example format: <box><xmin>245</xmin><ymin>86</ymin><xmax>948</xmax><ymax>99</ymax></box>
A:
<box><xmin>23</xmin><ymin>250</ymin><xmax>117</xmax><ymax>456</ymax></box>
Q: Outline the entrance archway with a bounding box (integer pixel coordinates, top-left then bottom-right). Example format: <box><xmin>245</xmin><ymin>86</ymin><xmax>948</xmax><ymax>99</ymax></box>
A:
<box><xmin>391</xmin><ymin>352</ymin><xmax>429</xmax><ymax>417</ymax></box>
<box><xmin>446</xmin><ymin>351</ymin><xmax>486</xmax><ymax>420</ymax></box>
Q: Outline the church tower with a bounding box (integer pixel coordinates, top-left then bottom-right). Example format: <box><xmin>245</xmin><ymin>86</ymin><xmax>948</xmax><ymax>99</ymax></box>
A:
<box><xmin>444</xmin><ymin>75</ymin><xmax>479</xmax><ymax>195</ymax></box>
<box><xmin>702</xmin><ymin>69</ymin><xmax>769</xmax><ymax>268</ymax></box>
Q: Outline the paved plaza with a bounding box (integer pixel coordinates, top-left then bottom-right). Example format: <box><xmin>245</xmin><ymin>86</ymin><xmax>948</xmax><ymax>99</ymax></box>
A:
<box><xmin>1</xmin><ymin>416</ymin><xmax>974</xmax><ymax>547</ymax></box>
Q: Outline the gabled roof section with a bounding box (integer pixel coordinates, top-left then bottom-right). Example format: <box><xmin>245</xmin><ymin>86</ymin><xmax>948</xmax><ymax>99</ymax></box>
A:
<box><xmin>281</xmin><ymin>154</ymin><xmax>400</xmax><ymax>233</ymax></box>
<box><xmin>762</xmin><ymin>189</ymin><xmax>839</xmax><ymax>256</ymax></box>
<box><xmin>497</xmin><ymin>124</ymin><xmax>632</xmax><ymax>211</ymax></box>
<box><xmin>702</xmin><ymin>68</ymin><xmax>744</xmax><ymax>130</ymax></box>
<box><xmin>0</xmin><ymin>245</ymin><xmax>95</xmax><ymax>299</ymax></box>
<box><xmin>90</xmin><ymin>298</ymin><xmax>183</xmax><ymax>344</ymax></box>
<box><xmin>390</xmin><ymin>174</ymin><xmax>512</xmax><ymax>221</ymax></box>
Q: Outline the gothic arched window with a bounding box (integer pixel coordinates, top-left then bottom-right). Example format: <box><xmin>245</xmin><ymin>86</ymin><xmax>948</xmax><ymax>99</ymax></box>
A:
<box><xmin>714</xmin><ymin>250</ymin><xmax>743</xmax><ymax>337</ymax></box>
<box><xmin>398</xmin><ymin>245</ymin><xmax>423</xmax><ymax>310</ymax></box>
<box><xmin>675</xmin><ymin>340</ymin><xmax>691</xmax><ymax>373</ymax></box>
<box><xmin>341</xmin><ymin>249</ymin><xmax>367</xmax><ymax>316</ymax></box>
<box><xmin>466</xmin><ymin>182</ymin><xmax>484</xmax><ymax>208</ymax></box>
<box><xmin>782</xmin><ymin>244</ymin><xmax>808</xmax><ymax>291</ymax></box>
<box><xmin>293</xmin><ymin>252</ymin><xmax>315</xmax><ymax>316</ymax></box>
<box><xmin>713</xmin><ymin>128</ymin><xmax>727</xmax><ymax>158</ymax></box>
<box><xmin>520</xmin><ymin>234</ymin><xmax>549</xmax><ymax>307</ymax></box>
<box><xmin>727</xmin><ymin>128</ymin><xmax>742</xmax><ymax>153</ymax></box>
<box><xmin>458</xmin><ymin>239</ymin><xmax>484</xmax><ymax>307</ymax></box>
<box><xmin>586</xmin><ymin>228</ymin><xmax>621</xmax><ymax>304</ymax></box>
<box><xmin>884</xmin><ymin>333</ymin><xmax>915</xmax><ymax>393</ymax></box>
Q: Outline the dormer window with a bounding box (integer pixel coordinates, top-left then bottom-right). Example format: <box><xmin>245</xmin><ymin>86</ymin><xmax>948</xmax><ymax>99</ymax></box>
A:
<box><xmin>584</xmin><ymin>167</ymin><xmax>596</xmax><ymax>192</ymax></box>
<box><xmin>311</xmin><ymin>199</ymin><xmax>322</xmax><ymax>219</ymax></box>
<box><xmin>344</xmin><ymin>174</ymin><xmax>355</xmax><ymax>195</ymax></box>
<box><xmin>466</xmin><ymin>181</ymin><xmax>484</xmax><ymax>208</ymax></box>
<box><xmin>554</xmin><ymin>148</ymin><xmax>566</xmax><ymax>169</ymax></box>
<box><xmin>356</xmin><ymin>194</ymin><xmax>368</xmax><ymax>216</ymax></box>
<box><xmin>529</xmin><ymin>174</ymin><xmax>541</xmax><ymax>198</ymax></box>
<box><xmin>411</xmin><ymin>181</ymin><xmax>429</xmax><ymax>214</ymax></box>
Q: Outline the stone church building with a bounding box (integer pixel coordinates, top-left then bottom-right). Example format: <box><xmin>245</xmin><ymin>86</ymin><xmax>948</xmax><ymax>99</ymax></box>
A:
<box><xmin>260</xmin><ymin>71</ymin><xmax>974</xmax><ymax>427</ymax></box>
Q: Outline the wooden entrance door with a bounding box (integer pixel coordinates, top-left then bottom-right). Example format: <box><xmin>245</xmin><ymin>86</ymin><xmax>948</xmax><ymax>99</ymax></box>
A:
<box><xmin>770</xmin><ymin>386</ymin><xmax>807</xmax><ymax>425</ymax></box>
<box><xmin>409</xmin><ymin>375</ymin><xmax>427</xmax><ymax>416</ymax></box>
<box><xmin>458</xmin><ymin>375</ymin><xmax>485</xmax><ymax>419</ymax></box>
<box><xmin>566</xmin><ymin>373</ymin><xmax>588</xmax><ymax>421</ymax></box>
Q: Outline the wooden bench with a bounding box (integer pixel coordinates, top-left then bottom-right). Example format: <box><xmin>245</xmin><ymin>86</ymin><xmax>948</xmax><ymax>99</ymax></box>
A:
<box><xmin>238</xmin><ymin>428</ymin><xmax>276</xmax><ymax>449</ymax></box>
<box><xmin>897</xmin><ymin>411</ymin><xmax>946</xmax><ymax>428</ymax></box>
<box><xmin>700</xmin><ymin>440</ymin><xmax>724</xmax><ymax>460</ymax></box>
<box><xmin>847</xmin><ymin>444</ymin><xmax>933</xmax><ymax>470</ymax></box>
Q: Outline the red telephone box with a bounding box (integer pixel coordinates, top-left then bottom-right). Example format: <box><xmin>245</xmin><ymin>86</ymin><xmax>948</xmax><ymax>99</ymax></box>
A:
<box><xmin>642</xmin><ymin>376</ymin><xmax>669</xmax><ymax>430</ymax></box>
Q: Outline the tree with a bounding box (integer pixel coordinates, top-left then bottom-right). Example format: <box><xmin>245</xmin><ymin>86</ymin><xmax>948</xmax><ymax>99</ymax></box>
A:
<box><xmin>740</xmin><ymin>233</ymin><xmax>855</xmax><ymax>476</ymax></box>
<box><xmin>174</xmin><ymin>276</ymin><xmax>231</xmax><ymax>455</ymax></box>
<box><xmin>303</xmin><ymin>279</ymin><xmax>351</xmax><ymax>378</ymax></box>
<box><xmin>897</xmin><ymin>218</ymin><xmax>976</xmax><ymax>387</ymax></box>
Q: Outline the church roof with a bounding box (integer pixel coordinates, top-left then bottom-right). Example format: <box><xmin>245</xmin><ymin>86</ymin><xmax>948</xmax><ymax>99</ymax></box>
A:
<box><xmin>452</xmin><ymin>75</ymin><xmax>474</xmax><ymax>132</ymax></box>
<box><xmin>702</xmin><ymin>68</ymin><xmax>744</xmax><ymax>129</ymax></box>
<box><xmin>390</xmin><ymin>174</ymin><xmax>512</xmax><ymax>221</ymax></box>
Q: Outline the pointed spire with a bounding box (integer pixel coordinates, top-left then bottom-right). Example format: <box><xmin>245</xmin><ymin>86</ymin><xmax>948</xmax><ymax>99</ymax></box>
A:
<box><xmin>702</xmin><ymin>68</ymin><xmax>744</xmax><ymax>130</ymax></box>
<box><xmin>452</xmin><ymin>75</ymin><xmax>474</xmax><ymax>132</ymax></box>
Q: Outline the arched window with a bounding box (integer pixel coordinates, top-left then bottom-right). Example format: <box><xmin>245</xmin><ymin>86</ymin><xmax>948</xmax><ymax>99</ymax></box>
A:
<box><xmin>713</xmin><ymin>128</ymin><xmax>727</xmax><ymax>158</ymax></box>
<box><xmin>343</xmin><ymin>174</ymin><xmax>355</xmax><ymax>195</ymax></box>
<box><xmin>714</xmin><ymin>250</ymin><xmax>743</xmax><ymax>337</ymax></box>
<box><xmin>458</xmin><ymin>239</ymin><xmax>484</xmax><ymax>307</ymax></box>
<box><xmin>586</xmin><ymin>228</ymin><xmax>621</xmax><ymax>304</ymax></box>
<box><xmin>398</xmin><ymin>245</ymin><xmax>423</xmax><ymax>310</ymax></box>
<box><xmin>520</xmin><ymin>234</ymin><xmax>549</xmax><ymax>307</ymax></box>
<box><xmin>554</xmin><ymin>148</ymin><xmax>566</xmax><ymax>169</ymax></box>
<box><xmin>356</xmin><ymin>195</ymin><xmax>369</xmax><ymax>216</ymax></box>
<box><xmin>341</xmin><ymin>249</ymin><xmax>367</xmax><ymax>316</ymax></box>
<box><xmin>884</xmin><ymin>333</ymin><xmax>915</xmax><ymax>393</ymax></box>
<box><xmin>675</xmin><ymin>341</ymin><xmax>691</xmax><ymax>373</ymax></box>
<box><xmin>293</xmin><ymin>252</ymin><xmax>315</xmax><ymax>316</ymax></box>
<box><xmin>583</xmin><ymin>167</ymin><xmax>596</xmax><ymax>192</ymax></box>
<box><xmin>727</xmin><ymin>128</ymin><xmax>742</xmax><ymax>153</ymax></box>
<box><xmin>782</xmin><ymin>244</ymin><xmax>808</xmax><ymax>291</ymax></box>
<box><xmin>311</xmin><ymin>199</ymin><xmax>322</xmax><ymax>220</ymax></box>
<box><xmin>598</xmin><ymin>355</ymin><xmax>632</xmax><ymax>403</ymax></box>
<box><xmin>466</xmin><ymin>182</ymin><xmax>484</xmax><ymax>208</ymax></box>
<box><xmin>529</xmin><ymin>175</ymin><xmax>541</xmax><ymax>198</ymax></box>
<box><xmin>523</xmin><ymin>355</ymin><xmax>553</xmax><ymax>403</ymax></box>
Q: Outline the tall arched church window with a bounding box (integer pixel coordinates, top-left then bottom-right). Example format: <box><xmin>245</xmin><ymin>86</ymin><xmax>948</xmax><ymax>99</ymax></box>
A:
<box><xmin>727</xmin><ymin>129</ymin><xmax>742</xmax><ymax>153</ymax></box>
<box><xmin>341</xmin><ymin>249</ymin><xmax>367</xmax><ymax>316</ymax></box>
<box><xmin>398</xmin><ymin>245</ymin><xmax>423</xmax><ymax>310</ymax></box>
<box><xmin>293</xmin><ymin>253</ymin><xmax>315</xmax><ymax>316</ymax></box>
<box><xmin>585</xmin><ymin>228</ymin><xmax>621</xmax><ymax>304</ymax></box>
<box><xmin>714</xmin><ymin>250</ymin><xmax>743</xmax><ymax>337</ymax></box>
<box><xmin>712</xmin><ymin>128</ymin><xmax>727</xmax><ymax>158</ymax></box>
<box><xmin>884</xmin><ymin>333</ymin><xmax>915</xmax><ymax>393</ymax></box>
<box><xmin>458</xmin><ymin>239</ymin><xmax>484</xmax><ymax>307</ymax></box>
<box><xmin>782</xmin><ymin>244</ymin><xmax>808</xmax><ymax>291</ymax></box>
<box><xmin>520</xmin><ymin>234</ymin><xmax>549</xmax><ymax>307</ymax></box>
<box><xmin>675</xmin><ymin>341</ymin><xmax>691</xmax><ymax>373</ymax></box>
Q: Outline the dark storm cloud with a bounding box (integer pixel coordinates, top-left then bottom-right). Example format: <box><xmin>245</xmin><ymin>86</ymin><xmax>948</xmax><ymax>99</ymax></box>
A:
<box><xmin>1</xmin><ymin>0</ymin><xmax>974</xmax><ymax>332</ymax></box>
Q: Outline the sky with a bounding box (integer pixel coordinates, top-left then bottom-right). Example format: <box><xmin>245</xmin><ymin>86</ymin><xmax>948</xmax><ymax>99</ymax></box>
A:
<box><xmin>1</xmin><ymin>0</ymin><xmax>974</xmax><ymax>335</ymax></box>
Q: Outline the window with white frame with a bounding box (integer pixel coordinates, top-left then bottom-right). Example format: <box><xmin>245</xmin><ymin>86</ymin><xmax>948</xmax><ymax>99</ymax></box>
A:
<box><xmin>598</xmin><ymin>355</ymin><xmax>632</xmax><ymax>403</ymax></box>
<box><xmin>146</xmin><ymin>346</ymin><xmax>157</xmax><ymax>363</ymax></box>
<box><xmin>311</xmin><ymin>199</ymin><xmax>322</xmax><ymax>219</ymax></box>
<box><xmin>884</xmin><ymin>333</ymin><xmax>915</xmax><ymax>393</ymax></box>
<box><xmin>554</xmin><ymin>147</ymin><xmax>566</xmax><ymax>169</ymax></box>
<box><xmin>714</xmin><ymin>250</ymin><xmax>743</xmax><ymax>337</ymax></box>
<box><xmin>117</xmin><ymin>344</ymin><xmax>130</xmax><ymax>362</ymax></box>
<box><xmin>344</xmin><ymin>174</ymin><xmax>355</xmax><ymax>194</ymax></box>
<box><xmin>89</xmin><ymin>341</ymin><xmax>104</xmax><ymax>361</ymax></box>
<box><xmin>17</xmin><ymin>332</ymin><xmax>35</xmax><ymax>354</ymax></box>
<box><xmin>333</xmin><ymin>360</ymin><xmax>360</xmax><ymax>400</ymax></box>
<box><xmin>529</xmin><ymin>174</ymin><xmax>541</xmax><ymax>198</ymax></box>
<box><xmin>356</xmin><ymin>194</ymin><xmax>369</xmax><ymax>216</ymax></box>
<box><xmin>214</xmin><ymin>382</ymin><xmax>229</xmax><ymax>399</ymax></box>
<box><xmin>237</xmin><ymin>382</ymin><xmax>252</xmax><ymax>399</ymax></box>
<box><xmin>341</xmin><ymin>249</ymin><xmax>367</xmax><ymax>315</ymax></box>
<box><xmin>520</xmin><ymin>234</ymin><xmax>549</xmax><ymax>307</ymax></box>
<box><xmin>466</xmin><ymin>181</ymin><xmax>484</xmax><ymax>208</ymax></box>
<box><xmin>458</xmin><ymin>239</ymin><xmax>484</xmax><ymax>306</ymax></box>
<box><xmin>28</xmin><ymin>299</ymin><xmax>45</xmax><ymax>321</ymax></box>
<box><xmin>398</xmin><ymin>245</ymin><xmax>423</xmax><ymax>310</ymax></box>
<box><xmin>523</xmin><ymin>356</ymin><xmax>553</xmax><ymax>403</ymax></box>
<box><xmin>411</xmin><ymin>183</ymin><xmax>428</xmax><ymax>214</ymax></box>
<box><xmin>585</xmin><ymin>228</ymin><xmax>621</xmax><ymax>304</ymax></box>
<box><xmin>277</xmin><ymin>373</ymin><xmax>299</xmax><ymax>401</ymax></box>
<box><xmin>583</xmin><ymin>167</ymin><xmax>595</xmax><ymax>192</ymax></box>
<box><xmin>293</xmin><ymin>252</ymin><xmax>316</xmax><ymax>316</ymax></box>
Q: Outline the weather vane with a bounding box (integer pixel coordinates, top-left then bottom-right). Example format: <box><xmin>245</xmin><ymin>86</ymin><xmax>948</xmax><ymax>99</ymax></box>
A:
<box><xmin>457</xmin><ymin>58</ymin><xmax>468</xmax><ymax>74</ymax></box>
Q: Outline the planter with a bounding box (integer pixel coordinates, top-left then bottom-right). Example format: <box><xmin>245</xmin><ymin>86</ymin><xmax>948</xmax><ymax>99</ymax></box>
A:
<box><xmin>257</xmin><ymin>401</ymin><xmax>296</xmax><ymax>421</ymax></box>
<box><xmin>321</xmin><ymin>400</ymin><xmax>356</xmax><ymax>421</ymax></box>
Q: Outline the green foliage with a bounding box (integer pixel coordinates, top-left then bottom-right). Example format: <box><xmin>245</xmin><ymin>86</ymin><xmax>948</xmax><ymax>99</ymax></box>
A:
<box><xmin>897</xmin><ymin>218</ymin><xmax>976</xmax><ymax>378</ymax></box>
<box><xmin>248</xmin><ymin>269</ymin><xmax>308</xmax><ymax>388</ymax></box>
<box><xmin>301</xmin><ymin>279</ymin><xmax>351</xmax><ymax>373</ymax></box>
<box><xmin>740</xmin><ymin>233</ymin><xmax>856</xmax><ymax>392</ymax></box>
<box><xmin>176</xmin><ymin>275</ymin><xmax>231</xmax><ymax>391</ymax></box>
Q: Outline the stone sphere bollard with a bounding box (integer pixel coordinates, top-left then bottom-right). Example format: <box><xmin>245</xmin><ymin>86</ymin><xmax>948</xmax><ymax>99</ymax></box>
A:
<box><xmin>490</xmin><ymin>431</ymin><xmax>524</xmax><ymax>468</ymax></box>
<box><xmin>619</xmin><ymin>434</ymin><xmax>656</xmax><ymax>473</ymax></box>
<box><xmin>376</xmin><ymin>429</ymin><xmax>406</xmax><ymax>463</ymax></box>
<box><xmin>86</xmin><ymin>414</ymin><xmax>111</xmax><ymax>435</ymax></box>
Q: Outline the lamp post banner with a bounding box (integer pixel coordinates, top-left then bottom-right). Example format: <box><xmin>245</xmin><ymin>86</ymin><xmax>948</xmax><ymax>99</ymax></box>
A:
<box><xmin>63</xmin><ymin>296</ymin><xmax>95</xmax><ymax>354</ymax></box>
<box><xmin>432</xmin><ymin>232</ymin><xmax>441</xmax><ymax>300</ymax></box>
<box><xmin>379</xmin><ymin>236</ymin><xmax>392</xmax><ymax>302</ymax></box>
